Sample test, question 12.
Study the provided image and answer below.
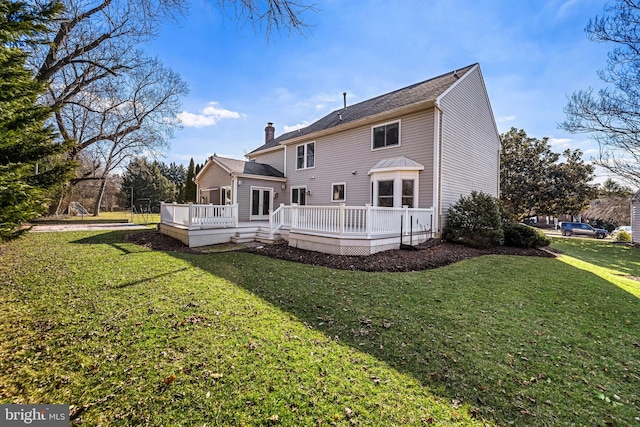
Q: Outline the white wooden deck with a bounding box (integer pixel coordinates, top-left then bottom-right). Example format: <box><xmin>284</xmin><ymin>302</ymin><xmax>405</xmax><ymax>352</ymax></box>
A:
<box><xmin>159</xmin><ymin>203</ymin><xmax>434</xmax><ymax>255</ymax></box>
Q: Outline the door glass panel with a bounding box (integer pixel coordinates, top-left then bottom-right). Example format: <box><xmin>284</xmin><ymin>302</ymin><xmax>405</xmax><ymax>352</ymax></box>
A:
<box><xmin>251</xmin><ymin>190</ymin><xmax>260</xmax><ymax>215</ymax></box>
<box><xmin>262</xmin><ymin>190</ymin><xmax>270</xmax><ymax>215</ymax></box>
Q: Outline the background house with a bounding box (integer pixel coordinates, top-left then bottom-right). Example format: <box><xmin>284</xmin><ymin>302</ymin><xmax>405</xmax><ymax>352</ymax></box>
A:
<box><xmin>632</xmin><ymin>190</ymin><xmax>640</xmax><ymax>244</ymax></box>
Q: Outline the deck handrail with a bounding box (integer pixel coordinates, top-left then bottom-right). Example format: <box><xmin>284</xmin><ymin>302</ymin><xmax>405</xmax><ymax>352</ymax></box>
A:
<box><xmin>288</xmin><ymin>204</ymin><xmax>433</xmax><ymax>238</ymax></box>
<box><xmin>269</xmin><ymin>204</ymin><xmax>292</xmax><ymax>237</ymax></box>
<box><xmin>161</xmin><ymin>202</ymin><xmax>238</xmax><ymax>230</ymax></box>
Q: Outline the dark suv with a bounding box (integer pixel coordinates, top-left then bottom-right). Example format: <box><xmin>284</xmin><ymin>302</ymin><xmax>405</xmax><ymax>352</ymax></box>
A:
<box><xmin>560</xmin><ymin>222</ymin><xmax>607</xmax><ymax>239</ymax></box>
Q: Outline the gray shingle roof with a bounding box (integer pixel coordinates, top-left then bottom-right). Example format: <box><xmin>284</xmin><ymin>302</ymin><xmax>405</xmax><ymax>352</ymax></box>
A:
<box><xmin>213</xmin><ymin>156</ymin><xmax>284</xmax><ymax>178</ymax></box>
<box><xmin>248</xmin><ymin>64</ymin><xmax>477</xmax><ymax>155</ymax></box>
<box><xmin>369</xmin><ymin>156</ymin><xmax>425</xmax><ymax>172</ymax></box>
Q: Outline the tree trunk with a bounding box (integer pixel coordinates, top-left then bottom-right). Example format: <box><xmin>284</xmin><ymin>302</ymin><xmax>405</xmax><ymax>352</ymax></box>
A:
<box><xmin>92</xmin><ymin>176</ymin><xmax>108</xmax><ymax>216</ymax></box>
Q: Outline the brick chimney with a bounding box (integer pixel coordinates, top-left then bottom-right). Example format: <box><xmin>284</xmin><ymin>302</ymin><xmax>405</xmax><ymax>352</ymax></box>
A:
<box><xmin>265</xmin><ymin>122</ymin><xmax>275</xmax><ymax>145</ymax></box>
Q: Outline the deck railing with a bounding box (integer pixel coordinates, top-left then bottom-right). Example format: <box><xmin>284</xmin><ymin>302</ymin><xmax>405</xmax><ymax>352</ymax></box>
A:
<box><xmin>272</xmin><ymin>204</ymin><xmax>433</xmax><ymax>238</ymax></box>
<box><xmin>270</xmin><ymin>204</ymin><xmax>292</xmax><ymax>236</ymax></box>
<box><xmin>160</xmin><ymin>203</ymin><xmax>238</xmax><ymax>229</ymax></box>
<box><xmin>161</xmin><ymin>202</ymin><xmax>433</xmax><ymax>239</ymax></box>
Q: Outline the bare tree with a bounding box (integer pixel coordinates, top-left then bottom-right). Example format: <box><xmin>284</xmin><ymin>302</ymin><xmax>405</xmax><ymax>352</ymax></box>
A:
<box><xmin>561</xmin><ymin>0</ymin><xmax>640</xmax><ymax>186</ymax></box>
<box><xmin>215</xmin><ymin>0</ymin><xmax>316</xmax><ymax>40</ymax></box>
<box><xmin>27</xmin><ymin>0</ymin><xmax>315</xmax><ymax>214</ymax></box>
<box><xmin>71</xmin><ymin>57</ymin><xmax>188</xmax><ymax>214</ymax></box>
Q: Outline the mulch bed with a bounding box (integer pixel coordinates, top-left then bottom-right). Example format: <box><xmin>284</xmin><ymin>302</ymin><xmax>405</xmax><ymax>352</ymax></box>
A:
<box><xmin>126</xmin><ymin>230</ymin><xmax>556</xmax><ymax>273</ymax></box>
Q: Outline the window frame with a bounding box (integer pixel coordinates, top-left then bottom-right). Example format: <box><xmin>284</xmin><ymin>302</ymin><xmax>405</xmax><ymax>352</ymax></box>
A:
<box><xmin>296</xmin><ymin>141</ymin><xmax>316</xmax><ymax>170</ymax></box>
<box><xmin>331</xmin><ymin>182</ymin><xmax>346</xmax><ymax>203</ymax></box>
<box><xmin>369</xmin><ymin>170</ymin><xmax>420</xmax><ymax>208</ymax></box>
<box><xmin>401</xmin><ymin>179</ymin><xmax>414</xmax><ymax>208</ymax></box>
<box><xmin>291</xmin><ymin>185</ymin><xmax>307</xmax><ymax>205</ymax></box>
<box><xmin>377</xmin><ymin>180</ymin><xmax>394</xmax><ymax>207</ymax></box>
<box><xmin>371</xmin><ymin>120</ymin><xmax>401</xmax><ymax>151</ymax></box>
<box><xmin>220</xmin><ymin>186</ymin><xmax>232</xmax><ymax>205</ymax></box>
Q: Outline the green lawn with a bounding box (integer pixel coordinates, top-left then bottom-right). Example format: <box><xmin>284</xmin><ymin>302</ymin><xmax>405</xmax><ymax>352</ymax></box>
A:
<box><xmin>0</xmin><ymin>233</ymin><xmax>638</xmax><ymax>426</ymax></box>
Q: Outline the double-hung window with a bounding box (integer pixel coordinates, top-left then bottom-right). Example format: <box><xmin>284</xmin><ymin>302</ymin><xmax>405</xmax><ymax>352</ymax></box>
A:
<box><xmin>291</xmin><ymin>186</ymin><xmax>307</xmax><ymax>205</ymax></box>
<box><xmin>296</xmin><ymin>142</ymin><xmax>315</xmax><ymax>169</ymax></box>
<box><xmin>377</xmin><ymin>180</ymin><xmax>394</xmax><ymax>207</ymax></box>
<box><xmin>402</xmin><ymin>180</ymin><xmax>414</xmax><ymax>208</ymax></box>
<box><xmin>372</xmin><ymin>121</ymin><xmax>400</xmax><ymax>150</ymax></box>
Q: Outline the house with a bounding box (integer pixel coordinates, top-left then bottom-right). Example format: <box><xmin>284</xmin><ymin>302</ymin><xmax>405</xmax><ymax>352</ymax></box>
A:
<box><xmin>632</xmin><ymin>190</ymin><xmax>640</xmax><ymax>244</ymax></box>
<box><xmin>160</xmin><ymin>63</ymin><xmax>501</xmax><ymax>254</ymax></box>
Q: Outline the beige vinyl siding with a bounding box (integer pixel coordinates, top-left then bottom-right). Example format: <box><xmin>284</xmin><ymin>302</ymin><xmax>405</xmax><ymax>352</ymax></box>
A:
<box><xmin>284</xmin><ymin>109</ymin><xmax>435</xmax><ymax>208</ymax></box>
<box><xmin>196</xmin><ymin>162</ymin><xmax>232</xmax><ymax>204</ymax></box>
<box><xmin>249</xmin><ymin>148</ymin><xmax>285</xmax><ymax>174</ymax></box>
<box><xmin>438</xmin><ymin>66</ymin><xmax>500</xmax><ymax>222</ymax></box>
<box><xmin>236</xmin><ymin>177</ymin><xmax>281</xmax><ymax>221</ymax></box>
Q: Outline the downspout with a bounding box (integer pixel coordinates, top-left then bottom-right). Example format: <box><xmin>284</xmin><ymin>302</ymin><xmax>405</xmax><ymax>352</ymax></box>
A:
<box><xmin>283</xmin><ymin>145</ymin><xmax>287</xmax><ymax>178</ymax></box>
<box><xmin>433</xmin><ymin>103</ymin><xmax>444</xmax><ymax>236</ymax></box>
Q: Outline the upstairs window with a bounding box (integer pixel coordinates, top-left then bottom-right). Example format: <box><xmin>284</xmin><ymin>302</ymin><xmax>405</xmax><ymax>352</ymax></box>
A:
<box><xmin>372</xmin><ymin>121</ymin><xmax>400</xmax><ymax>150</ymax></box>
<box><xmin>296</xmin><ymin>142</ymin><xmax>315</xmax><ymax>169</ymax></box>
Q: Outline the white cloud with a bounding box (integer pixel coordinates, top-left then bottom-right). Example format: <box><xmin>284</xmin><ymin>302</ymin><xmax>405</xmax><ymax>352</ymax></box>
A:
<box><xmin>177</xmin><ymin>102</ymin><xmax>241</xmax><ymax>128</ymax></box>
<box><xmin>284</xmin><ymin>122</ymin><xmax>311</xmax><ymax>132</ymax></box>
<box><xmin>548</xmin><ymin>137</ymin><xmax>572</xmax><ymax>149</ymax></box>
<box><xmin>495</xmin><ymin>115</ymin><xmax>516</xmax><ymax>124</ymax></box>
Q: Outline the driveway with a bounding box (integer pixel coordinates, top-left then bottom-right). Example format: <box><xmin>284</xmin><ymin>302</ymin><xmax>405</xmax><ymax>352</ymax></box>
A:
<box><xmin>30</xmin><ymin>223</ymin><xmax>150</xmax><ymax>232</ymax></box>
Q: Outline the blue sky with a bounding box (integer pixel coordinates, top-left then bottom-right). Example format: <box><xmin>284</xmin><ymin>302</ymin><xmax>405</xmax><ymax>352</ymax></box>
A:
<box><xmin>147</xmin><ymin>0</ymin><xmax>612</xmax><ymax>181</ymax></box>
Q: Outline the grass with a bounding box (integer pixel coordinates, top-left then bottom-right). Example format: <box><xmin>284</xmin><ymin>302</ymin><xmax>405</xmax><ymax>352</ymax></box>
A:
<box><xmin>0</xmin><ymin>233</ymin><xmax>638</xmax><ymax>426</ymax></box>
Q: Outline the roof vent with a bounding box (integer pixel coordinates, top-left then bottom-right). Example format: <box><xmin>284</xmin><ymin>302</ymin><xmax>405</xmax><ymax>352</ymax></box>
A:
<box><xmin>453</xmin><ymin>70</ymin><xmax>459</xmax><ymax>79</ymax></box>
<box><xmin>343</xmin><ymin>92</ymin><xmax>347</xmax><ymax>109</ymax></box>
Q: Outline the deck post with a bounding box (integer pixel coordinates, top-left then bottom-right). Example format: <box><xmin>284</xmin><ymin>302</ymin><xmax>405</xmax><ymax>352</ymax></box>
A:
<box><xmin>403</xmin><ymin>205</ymin><xmax>409</xmax><ymax>235</ymax></box>
<box><xmin>268</xmin><ymin>207</ymin><xmax>274</xmax><ymax>239</ymax></box>
<box><xmin>365</xmin><ymin>204</ymin><xmax>372</xmax><ymax>238</ymax></box>
<box><xmin>339</xmin><ymin>203</ymin><xmax>345</xmax><ymax>237</ymax></box>
<box><xmin>291</xmin><ymin>203</ymin><xmax>298</xmax><ymax>231</ymax></box>
<box><xmin>188</xmin><ymin>203</ymin><xmax>193</xmax><ymax>230</ymax></box>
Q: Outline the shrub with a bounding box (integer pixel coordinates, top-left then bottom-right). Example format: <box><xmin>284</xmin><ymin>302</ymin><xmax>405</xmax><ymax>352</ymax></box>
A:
<box><xmin>443</xmin><ymin>191</ymin><xmax>503</xmax><ymax>248</ymax></box>
<box><xmin>613</xmin><ymin>230</ymin><xmax>632</xmax><ymax>242</ymax></box>
<box><xmin>503</xmin><ymin>222</ymin><xmax>551</xmax><ymax>248</ymax></box>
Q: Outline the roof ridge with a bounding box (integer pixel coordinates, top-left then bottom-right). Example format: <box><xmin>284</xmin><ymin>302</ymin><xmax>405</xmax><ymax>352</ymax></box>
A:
<box><xmin>248</xmin><ymin>63</ymin><xmax>479</xmax><ymax>155</ymax></box>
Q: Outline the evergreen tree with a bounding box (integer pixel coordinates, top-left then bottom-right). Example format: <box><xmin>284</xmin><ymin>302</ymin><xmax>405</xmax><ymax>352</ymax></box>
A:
<box><xmin>120</xmin><ymin>158</ymin><xmax>174</xmax><ymax>212</ymax></box>
<box><xmin>185</xmin><ymin>158</ymin><xmax>197</xmax><ymax>203</ymax></box>
<box><xmin>0</xmin><ymin>1</ymin><xmax>74</xmax><ymax>240</ymax></box>
<box><xmin>500</xmin><ymin>128</ymin><xmax>597</xmax><ymax>220</ymax></box>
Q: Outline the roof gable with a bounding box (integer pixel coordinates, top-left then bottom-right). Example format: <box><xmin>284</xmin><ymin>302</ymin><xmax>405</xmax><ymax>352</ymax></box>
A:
<box><xmin>197</xmin><ymin>155</ymin><xmax>284</xmax><ymax>181</ymax></box>
<box><xmin>248</xmin><ymin>63</ymin><xmax>477</xmax><ymax>156</ymax></box>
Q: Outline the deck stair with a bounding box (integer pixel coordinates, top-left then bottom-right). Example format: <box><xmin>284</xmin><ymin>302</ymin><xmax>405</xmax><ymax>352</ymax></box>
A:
<box><xmin>228</xmin><ymin>225</ymin><xmax>258</xmax><ymax>244</ymax></box>
<box><xmin>256</xmin><ymin>226</ymin><xmax>283</xmax><ymax>244</ymax></box>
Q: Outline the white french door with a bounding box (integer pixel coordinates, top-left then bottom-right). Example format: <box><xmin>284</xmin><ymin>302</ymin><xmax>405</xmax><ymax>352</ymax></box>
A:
<box><xmin>250</xmin><ymin>187</ymin><xmax>272</xmax><ymax>220</ymax></box>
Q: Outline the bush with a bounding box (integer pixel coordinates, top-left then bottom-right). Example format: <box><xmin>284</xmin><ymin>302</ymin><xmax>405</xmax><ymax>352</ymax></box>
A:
<box><xmin>443</xmin><ymin>191</ymin><xmax>503</xmax><ymax>248</ymax></box>
<box><xmin>503</xmin><ymin>222</ymin><xmax>551</xmax><ymax>248</ymax></box>
<box><xmin>613</xmin><ymin>230</ymin><xmax>632</xmax><ymax>242</ymax></box>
